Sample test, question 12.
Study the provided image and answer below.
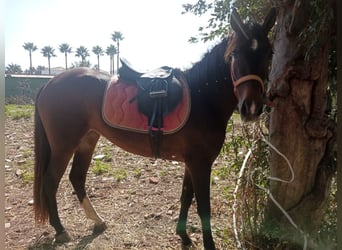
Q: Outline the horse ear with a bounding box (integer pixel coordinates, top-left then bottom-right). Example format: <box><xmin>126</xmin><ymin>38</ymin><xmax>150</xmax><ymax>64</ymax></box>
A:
<box><xmin>230</xmin><ymin>8</ymin><xmax>250</xmax><ymax>40</ymax></box>
<box><xmin>262</xmin><ymin>8</ymin><xmax>276</xmax><ymax>33</ymax></box>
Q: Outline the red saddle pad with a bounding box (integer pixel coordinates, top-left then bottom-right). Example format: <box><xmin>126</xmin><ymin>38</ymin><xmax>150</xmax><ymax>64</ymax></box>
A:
<box><xmin>102</xmin><ymin>77</ymin><xmax>191</xmax><ymax>134</ymax></box>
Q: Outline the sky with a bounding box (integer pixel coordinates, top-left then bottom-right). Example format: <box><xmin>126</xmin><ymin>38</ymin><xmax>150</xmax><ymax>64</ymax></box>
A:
<box><xmin>5</xmin><ymin>0</ymin><xmax>221</xmax><ymax>73</ymax></box>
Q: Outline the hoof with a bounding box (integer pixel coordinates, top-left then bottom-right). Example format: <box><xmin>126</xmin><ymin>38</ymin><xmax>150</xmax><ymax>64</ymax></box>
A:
<box><xmin>177</xmin><ymin>231</ymin><xmax>192</xmax><ymax>249</ymax></box>
<box><xmin>180</xmin><ymin>237</ymin><xmax>193</xmax><ymax>250</ymax></box>
<box><xmin>54</xmin><ymin>230</ymin><xmax>71</xmax><ymax>243</ymax></box>
<box><xmin>93</xmin><ymin>222</ymin><xmax>107</xmax><ymax>234</ymax></box>
<box><xmin>181</xmin><ymin>243</ymin><xmax>193</xmax><ymax>250</ymax></box>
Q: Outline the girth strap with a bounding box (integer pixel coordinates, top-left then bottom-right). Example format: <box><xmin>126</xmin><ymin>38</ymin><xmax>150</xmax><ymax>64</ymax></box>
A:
<box><xmin>148</xmin><ymin>94</ymin><xmax>165</xmax><ymax>158</ymax></box>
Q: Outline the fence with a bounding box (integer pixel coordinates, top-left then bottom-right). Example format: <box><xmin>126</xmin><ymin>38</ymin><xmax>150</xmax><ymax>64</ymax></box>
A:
<box><xmin>5</xmin><ymin>75</ymin><xmax>53</xmax><ymax>104</ymax></box>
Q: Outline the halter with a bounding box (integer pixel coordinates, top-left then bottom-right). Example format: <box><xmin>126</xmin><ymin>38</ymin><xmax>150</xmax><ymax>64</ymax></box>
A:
<box><xmin>230</xmin><ymin>58</ymin><xmax>264</xmax><ymax>100</ymax></box>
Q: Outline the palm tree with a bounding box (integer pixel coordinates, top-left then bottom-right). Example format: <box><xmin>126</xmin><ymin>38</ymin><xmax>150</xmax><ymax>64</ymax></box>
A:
<box><xmin>75</xmin><ymin>46</ymin><xmax>90</xmax><ymax>66</ymax></box>
<box><xmin>41</xmin><ymin>46</ymin><xmax>56</xmax><ymax>75</ymax></box>
<box><xmin>59</xmin><ymin>43</ymin><xmax>72</xmax><ymax>70</ymax></box>
<box><xmin>106</xmin><ymin>45</ymin><xmax>117</xmax><ymax>74</ymax></box>
<box><xmin>5</xmin><ymin>63</ymin><xmax>22</xmax><ymax>74</ymax></box>
<box><xmin>111</xmin><ymin>31</ymin><xmax>124</xmax><ymax>73</ymax></box>
<box><xmin>92</xmin><ymin>45</ymin><xmax>104</xmax><ymax>71</ymax></box>
<box><xmin>23</xmin><ymin>42</ymin><xmax>38</xmax><ymax>74</ymax></box>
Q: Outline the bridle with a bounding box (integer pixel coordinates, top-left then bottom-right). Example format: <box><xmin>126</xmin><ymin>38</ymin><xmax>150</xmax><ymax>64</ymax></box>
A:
<box><xmin>230</xmin><ymin>57</ymin><xmax>265</xmax><ymax>100</ymax></box>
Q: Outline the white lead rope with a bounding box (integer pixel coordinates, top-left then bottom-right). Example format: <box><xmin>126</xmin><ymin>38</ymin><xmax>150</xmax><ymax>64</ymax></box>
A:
<box><xmin>233</xmin><ymin>134</ymin><xmax>308</xmax><ymax>250</ymax></box>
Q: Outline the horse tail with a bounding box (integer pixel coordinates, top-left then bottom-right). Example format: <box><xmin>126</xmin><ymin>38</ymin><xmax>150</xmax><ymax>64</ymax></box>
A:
<box><xmin>33</xmin><ymin>86</ymin><xmax>50</xmax><ymax>224</ymax></box>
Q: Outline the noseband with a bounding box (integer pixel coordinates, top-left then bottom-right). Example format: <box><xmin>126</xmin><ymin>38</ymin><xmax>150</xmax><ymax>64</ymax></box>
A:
<box><xmin>230</xmin><ymin>59</ymin><xmax>264</xmax><ymax>100</ymax></box>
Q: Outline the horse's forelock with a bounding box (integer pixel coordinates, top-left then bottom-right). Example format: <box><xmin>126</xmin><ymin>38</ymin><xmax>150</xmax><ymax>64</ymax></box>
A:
<box><xmin>224</xmin><ymin>33</ymin><xmax>237</xmax><ymax>62</ymax></box>
<box><xmin>225</xmin><ymin>22</ymin><xmax>270</xmax><ymax>61</ymax></box>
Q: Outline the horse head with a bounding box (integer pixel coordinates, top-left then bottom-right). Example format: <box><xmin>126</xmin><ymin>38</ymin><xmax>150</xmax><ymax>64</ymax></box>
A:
<box><xmin>226</xmin><ymin>8</ymin><xmax>276</xmax><ymax>122</ymax></box>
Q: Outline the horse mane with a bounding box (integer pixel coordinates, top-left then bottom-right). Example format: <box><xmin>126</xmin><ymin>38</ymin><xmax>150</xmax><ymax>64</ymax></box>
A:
<box><xmin>183</xmin><ymin>38</ymin><xmax>231</xmax><ymax>91</ymax></box>
<box><xmin>182</xmin><ymin>21</ymin><xmax>270</xmax><ymax>92</ymax></box>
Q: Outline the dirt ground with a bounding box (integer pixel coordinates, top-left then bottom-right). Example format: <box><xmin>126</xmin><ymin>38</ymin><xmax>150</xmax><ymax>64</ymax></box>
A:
<box><xmin>5</xmin><ymin>115</ymin><xmax>238</xmax><ymax>250</ymax></box>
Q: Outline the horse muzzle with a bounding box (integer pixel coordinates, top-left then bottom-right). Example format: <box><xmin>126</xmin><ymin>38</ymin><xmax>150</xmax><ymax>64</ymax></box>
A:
<box><xmin>238</xmin><ymin>98</ymin><xmax>263</xmax><ymax>122</ymax></box>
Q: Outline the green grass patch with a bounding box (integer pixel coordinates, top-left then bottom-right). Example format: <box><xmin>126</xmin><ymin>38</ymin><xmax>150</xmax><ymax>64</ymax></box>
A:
<box><xmin>102</xmin><ymin>145</ymin><xmax>113</xmax><ymax>162</ymax></box>
<box><xmin>22</xmin><ymin>171</ymin><xmax>34</xmax><ymax>183</ymax></box>
<box><xmin>18</xmin><ymin>159</ymin><xmax>34</xmax><ymax>183</ymax></box>
<box><xmin>113</xmin><ymin>168</ymin><xmax>127</xmax><ymax>181</ymax></box>
<box><xmin>212</xmin><ymin>165</ymin><xmax>230</xmax><ymax>180</ymax></box>
<box><xmin>92</xmin><ymin>160</ymin><xmax>111</xmax><ymax>175</ymax></box>
<box><xmin>5</xmin><ymin>104</ymin><xmax>34</xmax><ymax>119</ymax></box>
<box><xmin>133</xmin><ymin>167</ymin><xmax>142</xmax><ymax>178</ymax></box>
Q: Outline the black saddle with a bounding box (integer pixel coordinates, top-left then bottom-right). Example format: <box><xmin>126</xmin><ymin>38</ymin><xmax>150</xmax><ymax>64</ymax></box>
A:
<box><xmin>118</xmin><ymin>58</ymin><xmax>184</xmax><ymax>157</ymax></box>
<box><xmin>118</xmin><ymin>58</ymin><xmax>144</xmax><ymax>82</ymax></box>
<box><xmin>119</xmin><ymin>58</ymin><xmax>183</xmax><ymax>122</ymax></box>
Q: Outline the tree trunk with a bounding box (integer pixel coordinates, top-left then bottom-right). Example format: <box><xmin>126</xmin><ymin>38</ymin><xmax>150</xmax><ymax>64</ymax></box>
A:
<box><xmin>264</xmin><ymin>0</ymin><xmax>336</xmax><ymax>247</ymax></box>
<box><xmin>112</xmin><ymin>55</ymin><xmax>115</xmax><ymax>75</ymax></box>
<box><xmin>65</xmin><ymin>53</ymin><xmax>68</xmax><ymax>70</ymax></box>
<box><xmin>48</xmin><ymin>58</ymin><xmax>51</xmax><ymax>75</ymax></box>
<box><xmin>29</xmin><ymin>52</ymin><xmax>33</xmax><ymax>75</ymax></box>
<box><xmin>116</xmin><ymin>42</ymin><xmax>120</xmax><ymax>74</ymax></box>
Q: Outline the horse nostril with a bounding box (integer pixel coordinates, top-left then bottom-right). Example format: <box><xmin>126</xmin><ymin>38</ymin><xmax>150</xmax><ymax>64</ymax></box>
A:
<box><xmin>256</xmin><ymin>104</ymin><xmax>263</xmax><ymax>115</ymax></box>
<box><xmin>251</xmin><ymin>101</ymin><xmax>263</xmax><ymax>116</ymax></box>
<box><xmin>239</xmin><ymin>100</ymin><xmax>263</xmax><ymax>119</ymax></box>
<box><xmin>239</xmin><ymin>101</ymin><xmax>249</xmax><ymax>117</ymax></box>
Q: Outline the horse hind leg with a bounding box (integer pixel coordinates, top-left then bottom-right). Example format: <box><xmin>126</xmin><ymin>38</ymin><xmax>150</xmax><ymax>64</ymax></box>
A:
<box><xmin>69</xmin><ymin>131</ymin><xmax>107</xmax><ymax>234</ymax></box>
<box><xmin>43</xmin><ymin>151</ymin><xmax>73</xmax><ymax>243</ymax></box>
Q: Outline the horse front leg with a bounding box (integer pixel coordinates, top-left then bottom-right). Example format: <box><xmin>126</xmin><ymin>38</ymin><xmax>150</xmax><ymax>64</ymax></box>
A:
<box><xmin>187</xmin><ymin>159</ymin><xmax>216</xmax><ymax>250</ymax></box>
<box><xmin>176</xmin><ymin>167</ymin><xmax>194</xmax><ymax>247</ymax></box>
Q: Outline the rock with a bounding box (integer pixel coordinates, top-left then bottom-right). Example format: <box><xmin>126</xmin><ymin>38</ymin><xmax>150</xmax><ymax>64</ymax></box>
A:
<box><xmin>15</xmin><ymin>169</ymin><xmax>23</xmax><ymax>177</ymax></box>
<box><xmin>93</xmin><ymin>154</ymin><xmax>106</xmax><ymax>160</ymax></box>
<box><xmin>17</xmin><ymin>160</ymin><xmax>26</xmax><ymax>165</ymax></box>
<box><xmin>166</xmin><ymin>210</ymin><xmax>173</xmax><ymax>215</ymax></box>
<box><xmin>101</xmin><ymin>177</ymin><xmax>114</xmax><ymax>182</ymax></box>
<box><xmin>144</xmin><ymin>213</ymin><xmax>162</xmax><ymax>220</ymax></box>
<box><xmin>149</xmin><ymin>177</ymin><xmax>159</xmax><ymax>184</ymax></box>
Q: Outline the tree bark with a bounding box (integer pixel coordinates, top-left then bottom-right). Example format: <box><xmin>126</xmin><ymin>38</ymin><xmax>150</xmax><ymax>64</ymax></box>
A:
<box><xmin>264</xmin><ymin>0</ymin><xmax>336</xmax><ymax>247</ymax></box>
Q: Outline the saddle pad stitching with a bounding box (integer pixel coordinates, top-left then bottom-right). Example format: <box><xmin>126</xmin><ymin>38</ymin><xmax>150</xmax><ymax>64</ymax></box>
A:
<box><xmin>102</xmin><ymin>76</ymin><xmax>191</xmax><ymax>134</ymax></box>
<box><xmin>102</xmin><ymin>77</ymin><xmax>148</xmax><ymax>133</ymax></box>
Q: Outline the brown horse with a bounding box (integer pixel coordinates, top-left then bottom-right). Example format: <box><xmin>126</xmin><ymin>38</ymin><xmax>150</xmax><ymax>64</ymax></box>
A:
<box><xmin>34</xmin><ymin>9</ymin><xmax>275</xmax><ymax>250</ymax></box>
